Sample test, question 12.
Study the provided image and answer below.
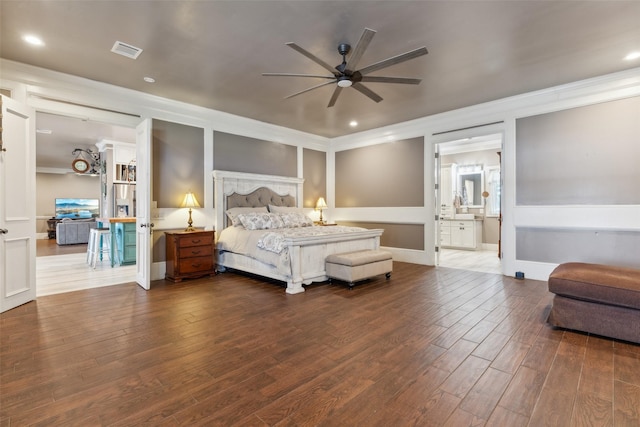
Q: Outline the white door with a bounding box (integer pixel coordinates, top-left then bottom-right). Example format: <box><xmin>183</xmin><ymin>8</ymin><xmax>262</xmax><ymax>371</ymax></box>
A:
<box><xmin>0</xmin><ymin>95</ymin><xmax>36</xmax><ymax>313</ymax></box>
<box><xmin>135</xmin><ymin>119</ymin><xmax>152</xmax><ymax>290</ymax></box>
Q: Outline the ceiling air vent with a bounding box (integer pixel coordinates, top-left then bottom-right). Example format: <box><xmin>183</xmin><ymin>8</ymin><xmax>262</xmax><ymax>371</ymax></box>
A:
<box><xmin>111</xmin><ymin>41</ymin><xmax>143</xmax><ymax>59</ymax></box>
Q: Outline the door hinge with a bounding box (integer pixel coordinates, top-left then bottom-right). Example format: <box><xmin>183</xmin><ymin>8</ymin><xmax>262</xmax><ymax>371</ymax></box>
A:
<box><xmin>435</xmin><ymin>246</ymin><xmax>439</xmax><ymax>252</ymax></box>
<box><xmin>434</xmin><ymin>183</ymin><xmax>439</xmax><ymax>190</ymax></box>
<box><xmin>434</xmin><ymin>152</ymin><xmax>440</xmax><ymax>159</ymax></box>
<box><xmin>435</xmin><ymin>215</ymin><xmax>439</xmax><ymax>221</ymax></box>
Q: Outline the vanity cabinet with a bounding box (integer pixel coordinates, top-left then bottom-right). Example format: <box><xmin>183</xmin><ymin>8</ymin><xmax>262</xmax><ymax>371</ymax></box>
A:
<box><xmin>440</xmin><ymin>219</ymin><xmax>482</xmax><ymax>250</ymax></box>
<box><xmin>165</xmin><ymin>230</ymin><xmax>216</xmax><ymax>282</ymax></box>
<box><xmin>439</xmin><ymin>220</ymin><xmax>451</xmax><ymax>246</ymax></box>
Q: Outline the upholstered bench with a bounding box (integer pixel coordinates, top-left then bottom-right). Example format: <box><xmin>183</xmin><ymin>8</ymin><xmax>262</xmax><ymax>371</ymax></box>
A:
<box><xmin>547</xmin><ymin>262</ymin><xmax>640</xmax><ymax>343</ymax></box>
<box><xmin>326</xmin><ymin>249</ymin><xmax>392</xmax><ymax>290</ymax></box>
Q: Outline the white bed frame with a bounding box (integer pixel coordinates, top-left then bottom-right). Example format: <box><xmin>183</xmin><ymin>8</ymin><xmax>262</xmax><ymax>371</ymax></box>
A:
<box><xmin>213</xmin><ymin>170</ymin><xmax>383</xmax><ymax>294</ymax></box>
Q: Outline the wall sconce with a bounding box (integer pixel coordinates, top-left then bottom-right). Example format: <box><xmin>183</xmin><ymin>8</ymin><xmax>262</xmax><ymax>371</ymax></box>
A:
<box><xmin>315</xmin><ymin>197</ymin><xmax>327</xmax><ymax>224</ymax></box>
<box><xmin>181</xmin><ymin>191</ymin><xmax>200</xmax><ymax>232</ymax></box>
<box><xmin>71</xmin><ymin>148</ymin><xmax>101</xmax><ymax>176</ymax></box>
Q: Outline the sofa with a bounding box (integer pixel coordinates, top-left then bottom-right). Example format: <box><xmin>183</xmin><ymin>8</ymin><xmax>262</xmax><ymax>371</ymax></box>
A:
<box><xmin>547</xmin><ymin>262</ymin><xmax>640</xmax><ymax>344</ymax></box>
<box><xmin>56</xmin><ymin>219</ymin><xmax>97</xmax><ymax>245</ymax></box>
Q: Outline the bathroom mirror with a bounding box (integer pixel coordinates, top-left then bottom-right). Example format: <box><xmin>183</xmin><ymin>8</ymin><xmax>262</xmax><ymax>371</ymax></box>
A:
<box><xmin>458</xmin><ymin>171</ymin><xmax>484</xmax><ymax>207</ymax></box>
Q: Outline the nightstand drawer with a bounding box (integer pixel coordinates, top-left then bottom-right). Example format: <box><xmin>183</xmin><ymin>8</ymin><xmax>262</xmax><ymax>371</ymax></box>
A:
<box><xmin>179</xmin><ymin>245</ymin><xmax>213</xmax><ymax>258</ymax></box>
<box><xmin>176</xmin><ymin>234</ymin><xmax>214</xmax><ymax>248</ymax></box>
<box><xmin>178</xmin><ymin>256</ymin><xmax>214</xmax><ymax>274</ymax></box>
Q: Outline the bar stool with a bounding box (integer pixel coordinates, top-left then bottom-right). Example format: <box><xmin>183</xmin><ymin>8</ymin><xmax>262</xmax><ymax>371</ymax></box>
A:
<box><xmin>87</xmin><ymin>227</ymin><xmax>119</xmax><ymax>268</ymax></box>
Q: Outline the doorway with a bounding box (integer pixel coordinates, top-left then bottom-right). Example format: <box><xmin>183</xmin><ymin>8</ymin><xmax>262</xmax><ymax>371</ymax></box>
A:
<box><xmin>436</xmin><ymin>133</ymin><xmax>503</xmax><ymax>274</ymax></box>
<box><xmin>35</xmin><ymin>112</ymin><xmax>137</xmax><ymax>296</ymax></box>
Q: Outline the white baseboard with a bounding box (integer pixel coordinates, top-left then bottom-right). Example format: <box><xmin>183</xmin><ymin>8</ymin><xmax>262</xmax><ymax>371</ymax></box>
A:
<box><xmin>151</xmin><ymin>261</ymin><xmax>166</xmax><ymax>281</ymax></box>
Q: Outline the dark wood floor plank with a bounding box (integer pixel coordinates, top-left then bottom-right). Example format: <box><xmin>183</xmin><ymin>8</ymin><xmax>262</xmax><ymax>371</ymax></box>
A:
<box><xmin>1</xmin><ymin>262</ymin><xmax>639</xmax><ymax>426</ymax></box>
<box><xmin>614</xmin><ymin>380</ymin><xmax>640</xmax><ymax>426</ymax></box>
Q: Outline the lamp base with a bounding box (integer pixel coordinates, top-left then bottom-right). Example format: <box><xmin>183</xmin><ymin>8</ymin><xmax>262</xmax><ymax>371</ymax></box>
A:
<box><xmin>185</xmin><ymin>208</ymin><xmax>195</xmax><ymax>232</ymax></box>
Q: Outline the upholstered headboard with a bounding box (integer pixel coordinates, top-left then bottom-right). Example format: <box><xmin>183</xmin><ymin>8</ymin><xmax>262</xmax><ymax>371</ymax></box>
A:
<box><xmin>226</xmin><ymin>187</ymin><xmax>296</xmax><ymax>210</ymax></box>
<box><xmin>213</xmin><ymin>170</ymin><xmax>304</xmax><ymax>232</ymax></box>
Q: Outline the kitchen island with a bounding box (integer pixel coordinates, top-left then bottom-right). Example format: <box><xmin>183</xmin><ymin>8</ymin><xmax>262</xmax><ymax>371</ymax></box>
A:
<box><xmin>98</xmin><ymin>218</ymin><xmax>136</xmax><ymax>267</ymax></box>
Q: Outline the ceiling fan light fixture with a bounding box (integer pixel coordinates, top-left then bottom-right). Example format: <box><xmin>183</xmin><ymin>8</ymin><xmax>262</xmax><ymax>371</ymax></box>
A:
<box><xmin>337</xmin><ymin>77</ymin><xmax>352</xmax><ymax>88</ymax></box>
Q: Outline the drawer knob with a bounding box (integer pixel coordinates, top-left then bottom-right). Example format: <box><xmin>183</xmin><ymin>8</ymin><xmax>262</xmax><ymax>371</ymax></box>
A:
<box><xmin>191</xmin><ymin>239</ymin><xmax>201</xmax><ymax>244</ymax></box>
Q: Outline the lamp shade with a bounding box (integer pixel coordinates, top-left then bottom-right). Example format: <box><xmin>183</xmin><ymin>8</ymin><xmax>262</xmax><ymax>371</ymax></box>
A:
<box><xmin>181</xmin><ymin>192</ymin><xmax>200</xmax><ymax>209</ymax></box>
<box><xmin>315</xmin><ymin>197</ymin><xmax>327</xmax><ymax>210</ymax></box>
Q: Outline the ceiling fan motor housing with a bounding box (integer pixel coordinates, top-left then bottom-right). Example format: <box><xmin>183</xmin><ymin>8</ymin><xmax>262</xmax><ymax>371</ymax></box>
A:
<box><xmin>338</xmin><ymin>43</ymin><xmax>351</xmax><ymax>56</ymax></box>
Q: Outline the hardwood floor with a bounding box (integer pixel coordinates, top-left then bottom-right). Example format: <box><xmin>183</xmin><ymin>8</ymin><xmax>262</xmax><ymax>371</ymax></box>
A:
<box><xmin>36</xmin><ymin>238</ymin><xmax>87</xmax><ymax>257</ymax></box>
<box><xmin>2</xmin><ymin>263</ymin><xmax>640</xmax><ymax>426</ymax></box>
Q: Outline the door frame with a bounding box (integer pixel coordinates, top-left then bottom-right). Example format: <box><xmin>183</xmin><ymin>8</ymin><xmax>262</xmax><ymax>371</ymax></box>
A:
<box><xmin>432</xmin><ymin>128</ymin><xmax>504</xmax><ymax>270</ymax></box>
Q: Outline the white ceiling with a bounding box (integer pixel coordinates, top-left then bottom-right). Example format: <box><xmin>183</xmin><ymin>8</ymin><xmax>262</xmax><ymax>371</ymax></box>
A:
<box><xmin>1</xmin><ymin>1</ymin><xmax>639</xmax><ymax>167</ymax></box>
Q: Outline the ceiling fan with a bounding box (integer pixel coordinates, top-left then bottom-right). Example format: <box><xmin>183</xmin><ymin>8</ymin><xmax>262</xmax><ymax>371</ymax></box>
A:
<box><xmin>262</xmin><ymin>28</ymin><xmax>428</xmax><ymax>107</ymax></box>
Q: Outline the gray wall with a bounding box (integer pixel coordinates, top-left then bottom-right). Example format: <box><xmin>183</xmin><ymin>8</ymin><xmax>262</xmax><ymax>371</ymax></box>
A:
<box><xmin>335</xmin><ymin>137</ymin><xmax>424</xmax><ymax>251</ymax></box>
<box><xmin>335</xmin><ymin>137</ymin><xmax>424</xmax><ymax>207</ymax></box>
<box><xmin>153</xmin><ymin>119</ymin><xmax>205</xmax><ymax>208</ymax></box>
<box><xmin>515</xmin><ymin>95</ymin><xmax>640</xmax><ymax>268</ymax></box>
<box><xmin>302</xmin><ymin>148</ymin><xmax>326</xmax><ymax>208</ymax></box>
<box><xmin>213</xmin><ymin>131</ymin><xmax>297</xmax><ymax>177</ymax></box>
<box><xmin>516</xmin><ymin>96</ymin><xmax>640</xmax><ymax>205</ymax></box>
<box><xmin>338</xmin><ymin>221</ymin><xmax>425</xmax><ymax>250</ymax></box>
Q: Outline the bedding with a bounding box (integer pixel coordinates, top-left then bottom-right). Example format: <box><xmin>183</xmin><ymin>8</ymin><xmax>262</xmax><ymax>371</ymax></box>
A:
<box><xmin>217</xmin><ymin>224</ymin><xmax>369</xmax><ymax>276</ymax></box>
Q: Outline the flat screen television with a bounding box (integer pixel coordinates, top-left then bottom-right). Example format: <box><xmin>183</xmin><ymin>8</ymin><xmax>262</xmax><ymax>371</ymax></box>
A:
<box><xmin>55</xmin><ymin>198</ymin><xmax>99</xmax><ymax>219</ymax></box>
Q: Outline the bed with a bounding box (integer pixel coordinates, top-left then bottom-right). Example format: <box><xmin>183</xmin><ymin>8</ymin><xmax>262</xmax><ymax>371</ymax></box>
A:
<box><xmin>213</xmin><ymin>170</ymin><xmax>384</xmax><ymax>294</ymax></box>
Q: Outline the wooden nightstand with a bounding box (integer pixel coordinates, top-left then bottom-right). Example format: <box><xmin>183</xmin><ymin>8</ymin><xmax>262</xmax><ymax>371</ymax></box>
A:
<box><xmin>165</xmin><ymin>230</ymin><xmax>216</xmax><ymax>282</ymax></box>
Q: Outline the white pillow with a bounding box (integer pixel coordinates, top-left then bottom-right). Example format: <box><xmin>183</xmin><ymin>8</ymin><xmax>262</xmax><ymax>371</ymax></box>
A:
<box><xmin>268</xmin><ymin>204</ymin><xmax>305</xmax><ymax>213</ymax></box>
<box><xmin>237</xmin><ymin>212</ymin><xmax>285</xmax><ymax>230</ymax></box>
<box><xmin>226</xmin><ymin>206</ymin><xmax>268</xmax><ymax>227</ymax></box>
<box><xmin>279</xmin><ymin>212</ymin><xmax>314</xmax><ymax>228</ymax></box>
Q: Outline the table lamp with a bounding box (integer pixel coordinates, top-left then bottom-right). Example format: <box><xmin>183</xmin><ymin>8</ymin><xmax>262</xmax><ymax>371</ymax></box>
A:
<box><xmin>181</xmin><ymin>191</ymin><xmax>200</xmax><ymax>231</ymax></box>
<box><xmin>315</xmin><ymin>197</ymin><xmax>327</xmax><ymax>224</ymax></box>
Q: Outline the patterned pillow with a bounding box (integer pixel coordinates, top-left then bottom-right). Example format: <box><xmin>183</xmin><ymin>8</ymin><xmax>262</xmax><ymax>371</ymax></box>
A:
<box><xmin>279</xmin><ymin>212</ymin><xmax>313</xmax><ymax>228</ymax></box>
<box><xmin>237</xmin><ymin>212</ymin><xmax>285</xmax><ymax>230</ymax></box>
<box><xmin>226</xmin><ymin>206</ymin><xmax>268</xmax><ymax>227</ymax></box>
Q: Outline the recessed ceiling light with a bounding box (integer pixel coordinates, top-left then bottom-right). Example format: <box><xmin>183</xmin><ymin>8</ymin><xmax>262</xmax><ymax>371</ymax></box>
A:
<box><xmin>624</xmin><ymin>51</ymin><xmax>640</xmax><ymax>61</ymax></box>
<box><xmin>36</xmin><ymin>129</ymin><xmax>52</xmax><ymax>134</ymax></box>
<box><xmin>349</xmin><ymin>121</ymin><xmax>358</xmax><ymax>127</ymax></box>
<box><xmin>23</xmin><ymin>34</ymin><xmax>44</xmax><ymax>46</ymax></box>
<box><xmin>143</xmin><ymin>76</ymin><xmax>155</xmax><ymax>83</ymax></box>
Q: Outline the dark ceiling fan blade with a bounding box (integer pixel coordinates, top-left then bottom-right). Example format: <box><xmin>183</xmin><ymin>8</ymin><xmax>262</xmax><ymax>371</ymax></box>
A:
<box><xmin>360</xmin><ymin>76</ymin><xmax>422</xmax><ymax>85</ymax></box>
<box><xmin>344</xmin><ymin>28</ymin><xmax>376</xmax><ymax>72</ymax></box>
<box><xmin>352</xmin><ymin>82</ymin><xmax>383</xmax><ymax>103</ymax></box>
<box><xmin>284</xmin><ymin>81</ymin><xmax>335</xmax><ymax>99</ymax></box>
<box><xmin>286</xmin><ymin>42</ymin><xmax>339</xmax><ymax>76</ymax></box>
<box><xmin>358</xmin><ymin>46</ymin><xmax>428</xmax><ymax>76</ymax></box>
<box><xmin>262</xmin><ymin>73</ymin><xmax>336</xmax><ymax>79</ymax></box>
<box><xmin>327</xmin><ymin>86</ymin><xmax>343</xmax><ymax>108</ymax></box>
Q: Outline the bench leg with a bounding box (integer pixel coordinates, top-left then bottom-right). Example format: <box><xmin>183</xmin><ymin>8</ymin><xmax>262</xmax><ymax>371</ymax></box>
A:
<box><xmin>386</xmin><ymin>272</ymin><xmax>391</xmax><ymax>279</ymax></box>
